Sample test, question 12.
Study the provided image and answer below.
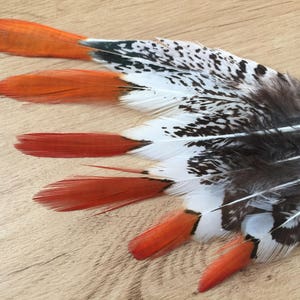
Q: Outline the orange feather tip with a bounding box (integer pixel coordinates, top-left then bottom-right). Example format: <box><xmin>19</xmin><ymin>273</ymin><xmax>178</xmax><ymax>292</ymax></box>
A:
<box><xmin>0</xmin><ymin>69</ymin><xmax>129</xmax><ymax>103</ymax></box>
<box><xmin>198</xmin><ymin>236</ymin><xmax>255</xmax><ymax>293</ymax></box>
<box><xmin>15</xmin><ymin>133</ymin><xmax>147</xmax><ymax>158</ymax></box>
<box><xmin>0</xmin><ymin>19</ymin><xmax>90</xmax><ymax>59</ymax></box>
<box><xmin>34</xmin><ymin>176</ymin><xmax>173</xmax><ymax>212</ymax></box>
<box><xmin>128</xmin><ymin>210</ymin><xmax>200</xmax><ymax>260</ymax></box>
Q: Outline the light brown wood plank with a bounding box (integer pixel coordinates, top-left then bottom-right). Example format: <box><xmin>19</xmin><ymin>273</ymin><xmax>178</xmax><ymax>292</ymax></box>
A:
<box><xmin>1</xmin><ymin>1</ymin><xmax>299</xmax><ymax>299</ymax></box>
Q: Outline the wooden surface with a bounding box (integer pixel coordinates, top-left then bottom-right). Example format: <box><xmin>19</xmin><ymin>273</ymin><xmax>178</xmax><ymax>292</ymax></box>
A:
<box><xmin>1</xmin><ymin>1</ymin><xmax>300</xmax><ymax>299</ymax></box>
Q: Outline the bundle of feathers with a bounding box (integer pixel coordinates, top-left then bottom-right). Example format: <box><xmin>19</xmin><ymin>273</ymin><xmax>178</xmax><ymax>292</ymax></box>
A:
<box><xmin>0</xmin><ymin>19</ymin><xmax>299</xmax><ymax>292</ymax></box>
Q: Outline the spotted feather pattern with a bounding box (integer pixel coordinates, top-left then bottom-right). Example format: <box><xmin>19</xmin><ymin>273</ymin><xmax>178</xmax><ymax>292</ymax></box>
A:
<box><xmin>89</xmin><ymin>39</ymin><xmax>300</xmax><ymax>260</ymax></box>
<box><xmin>83</xmin><ymin>38</ymin><xmax>286</xmax><ymax>115</ymax></box>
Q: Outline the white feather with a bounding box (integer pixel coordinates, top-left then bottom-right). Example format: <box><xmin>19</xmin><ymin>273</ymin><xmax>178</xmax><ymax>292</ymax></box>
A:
<box><xmin>241</xmin><ymin>213</ymin><xmax>297</xmax><ymax>262</ymax></box>
<box><xmin>184</xmin><ymin>187</ymin><xmax>228</xmax><ymax>242</ymax></box>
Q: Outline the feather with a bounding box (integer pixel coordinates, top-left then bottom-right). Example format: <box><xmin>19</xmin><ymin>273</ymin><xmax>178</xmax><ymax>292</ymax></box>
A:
<box><xmin>1</xmin><ymin>18</ymin><xmax>299</xmax><ymax>293</ymax></box>
<box><xmin>34</xmin><ymin>176</ymin><xmax>172</xmax><ymax>212</ymax></box>
<box><xmin>15</xmin><ymin>133</ymin><xmax>146</xmax><ymax>157</ymax></box>
<box><xmin>129</xmin><ymin>210</ymin><xmax>200</xmax><ymax>260</ymax></box>
<box><xmin>0</xmin><ymin>19</ymin><xmax>91</xmax><ymax>59</ymax></box>
<box><xmin>0</xmin><ymin>69</ymin><xmax>132</xmax><ymax>103</ymax></box>
<box><xmin>198</xmin><ymin>236</ymin><xmax>255</xmax><ymax>292</ymax></box>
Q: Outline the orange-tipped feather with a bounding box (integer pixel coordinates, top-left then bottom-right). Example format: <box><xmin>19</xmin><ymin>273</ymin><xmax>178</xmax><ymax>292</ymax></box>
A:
<box><xmin>15</xmin><ymin>133</ymin><xmax>146</xmax><ymax>158</ymax></box>
<box><xmin>129</xmin><ymin>210</ymin><xmax>200</xmax><ymax>260</ymax></box>
<box><xmin>0</xmin><ymin>70</ymin><xmax>129</xmax><ymax>103</ymax></box>
<box><xmin>0</xmin><ymin>19</ymin><xmax>90</xmax><ymax>59</ymax></box>
<box><xmin>34</xmin><ymin>176</ymin><xmax>173</xmax><ymax>212</ymax></box>
<box><xmin>198</xmin><ymin>236</ymin><xmax>255</xmax><ymax>292</ymax></box>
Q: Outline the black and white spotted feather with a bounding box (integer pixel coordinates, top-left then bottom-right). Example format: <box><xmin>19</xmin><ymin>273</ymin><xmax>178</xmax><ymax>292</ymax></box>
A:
<box><xmin>81</xmin><ymin>38</ymin><xmax>300</xmax><ymax>260</ymax></box>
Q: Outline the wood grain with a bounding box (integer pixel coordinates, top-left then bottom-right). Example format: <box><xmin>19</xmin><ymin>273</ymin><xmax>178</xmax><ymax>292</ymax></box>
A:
<box><xmin>1</xmin><ymin>1</ymin><xmax>299</xmax><ymax>299</ymax></box>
